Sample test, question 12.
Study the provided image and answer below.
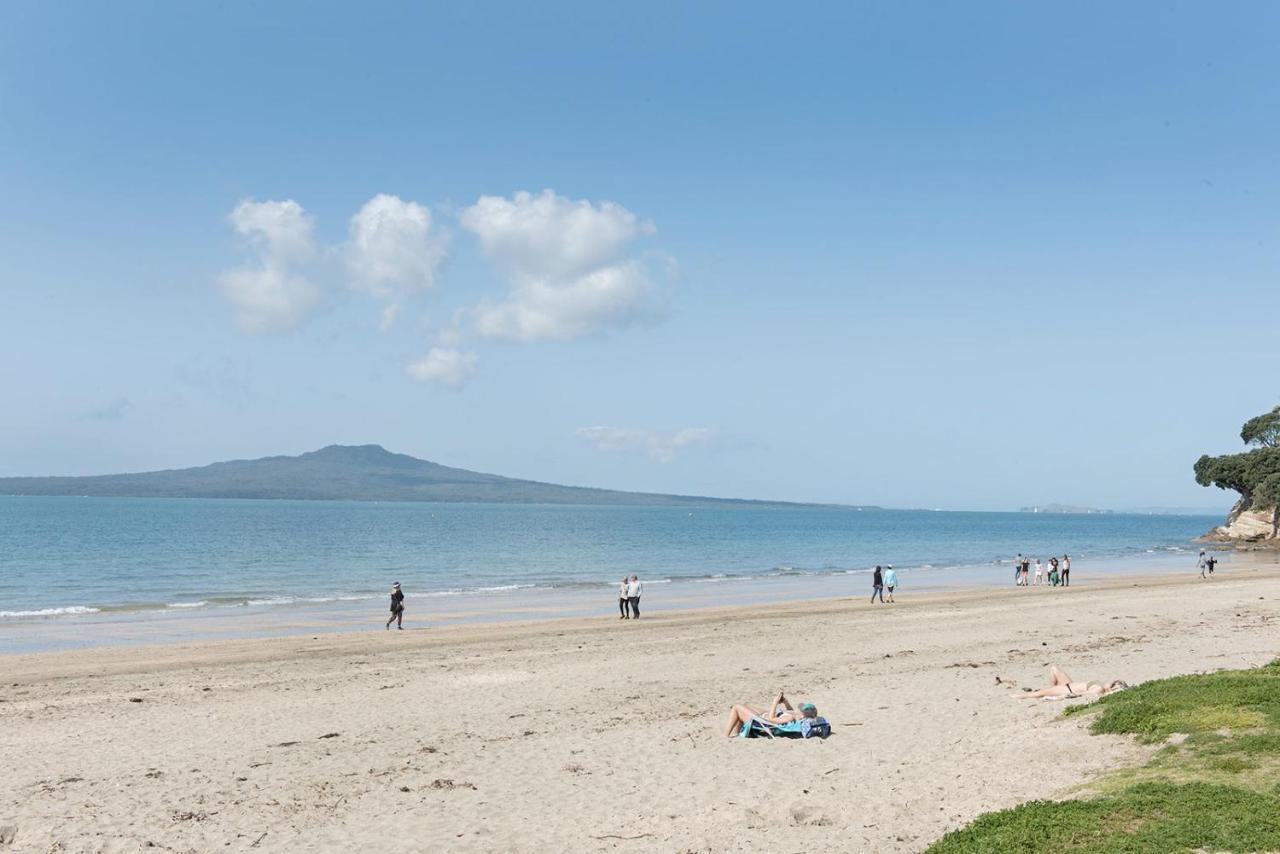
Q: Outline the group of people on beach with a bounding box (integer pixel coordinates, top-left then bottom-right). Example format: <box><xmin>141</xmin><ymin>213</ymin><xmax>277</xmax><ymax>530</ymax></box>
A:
<box><xmin>617</xmin><ymin>575</ymin><xmax>643</xmax><ymax>619</ymax></box>
<box><xmin>1012</xmin><ymin>553</ymin><xmax>1071</xmax><ymax>587</ymax></box>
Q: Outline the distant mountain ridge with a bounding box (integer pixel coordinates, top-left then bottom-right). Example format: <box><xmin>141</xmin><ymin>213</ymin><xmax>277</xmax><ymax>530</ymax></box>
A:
<box><xmin>0</xmin><ymin>444</ymin><xmax>853</xmax><ymax>507</ymax></box>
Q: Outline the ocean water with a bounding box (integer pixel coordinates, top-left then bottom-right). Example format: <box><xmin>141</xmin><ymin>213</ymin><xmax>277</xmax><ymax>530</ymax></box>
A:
<box><xmin>0</xmin><ymin>495</ymin><xmax>1219</xmax><ymax>625</ymax></box>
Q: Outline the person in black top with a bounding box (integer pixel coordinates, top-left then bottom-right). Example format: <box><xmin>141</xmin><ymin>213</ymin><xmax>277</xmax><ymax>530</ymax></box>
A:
<box><xmin>386</xmin><ymin>582</ymin><xmax>405</xmax><ymax>630</ymax></box>
<box><xmin>870</xmin><ymin>565</ymin><xmax>885</xmax><ymax>604</ymax></box>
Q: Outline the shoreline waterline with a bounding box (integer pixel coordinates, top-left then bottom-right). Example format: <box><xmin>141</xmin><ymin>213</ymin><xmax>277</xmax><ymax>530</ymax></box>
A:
<box><xmin>3</xmin><ymin>550</ymin><xmax>1274</xmax><ymax>655</ymax></box>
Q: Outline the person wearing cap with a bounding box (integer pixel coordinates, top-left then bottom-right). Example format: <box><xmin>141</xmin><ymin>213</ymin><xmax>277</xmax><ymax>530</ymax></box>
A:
<box><xmin>723</xmin><ymin>690</ymin><xmax>820</xmax><ymax>737</ymax></box>
<box><xmin>386</xmin><ymin>582</ymin><xmax>405</xmax><ymax>630</ymax></box>
<box><xmin>882</xmin><ymin>564</ymin><xmax>898</xmax><ymax>602</ymax></box>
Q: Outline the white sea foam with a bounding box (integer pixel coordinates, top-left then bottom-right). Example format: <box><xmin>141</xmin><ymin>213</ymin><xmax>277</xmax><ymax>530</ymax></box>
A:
<box><xmin>238</xmin><ymin>593</ymin><xmax>380</xmax><ymax>607</ymax></box>
<box><xmin>166</xmin><ymin>601</ymin><xmax>209</xmax><ymax>609</ymax></box>
<box><xmin>244</xmin><ymin>596</ymin><xmax>295</xmax><ymax>607</ymax></box>
<box><xmin>0</xmin><ymin>606</ymin><xmax>101</xmax><ymax>618</ymax></box>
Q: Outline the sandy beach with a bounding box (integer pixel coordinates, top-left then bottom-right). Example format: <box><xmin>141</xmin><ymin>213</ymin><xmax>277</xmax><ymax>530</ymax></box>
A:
<box><xmin>3</xmin><ymin>560</ymin><xmax>1279</xmax><ymax>853</ymax></box>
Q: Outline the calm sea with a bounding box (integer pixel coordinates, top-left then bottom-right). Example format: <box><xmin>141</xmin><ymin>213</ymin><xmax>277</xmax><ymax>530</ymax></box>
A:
<box><xmin>0</xmin><ymin>495</ymin><xmax>1218</xmax><ymax>623</ymax></box>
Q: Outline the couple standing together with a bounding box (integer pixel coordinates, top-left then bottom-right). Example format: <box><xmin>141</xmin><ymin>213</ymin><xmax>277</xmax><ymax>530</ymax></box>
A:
<box><xmin>618</xmin><ymin>575</ymin><xmax>643</xmax><ymax>619</ymax></box>
<box><xmin>870</xmin><ymin>564</ymin><xmax>897</xmax><ymax>603</ymax></box>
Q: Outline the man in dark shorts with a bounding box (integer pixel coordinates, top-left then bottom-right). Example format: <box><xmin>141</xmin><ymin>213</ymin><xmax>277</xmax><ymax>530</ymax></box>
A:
<box><xmin>386</xmin><ymin>582</ymin><xmax>405</xmax><ymax>630</ymax></box>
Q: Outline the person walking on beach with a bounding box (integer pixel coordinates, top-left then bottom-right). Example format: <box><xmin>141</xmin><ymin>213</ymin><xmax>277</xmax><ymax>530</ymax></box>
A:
<box><xmin>618</xmin><ymin>576</ymin><xmax>631</xmax><ymax>619</ymax></box>
<box><xmin>386</xmin><ymin>582</ymin><xmax>405</xmax><ymax>630</ymax></box>
<box><xmin>1205</xmin><ymin>555</ymin><xmax>1218</xmax><ymax>579</ymax></box>
<box><xmin>1198</xmin><ymin>548</ymin><xmax>1207</xmax><ymax>573</ymax></box>
<box><xmin>1033</xmin><ymin>558</ymin><xmax>1043</xmax><ymax>586</ymax></box>
<box><xmin>1021</xmin><ymin>558</ymin><xmax>1030</xmax><ymax>586</ymax></box>
<box><xmin>626</xmin><ymin>574</ymin><xmax>642</xmax><ymax>619</ymax></box>
<box><xmin>1061</xmin><ymin>554</ymin><xmax>1071</xmax><ymax>587</ymax></box>
<box><xmin>882</xmin><ymin>564</ymin><xmax>897</xmax><ymax>602</ymax></box>
<box><xmin>1014</xmin><ymin>553</ymin><xmax>1023</xmax><ymax>586</ymax></box>
<box><xmin>871</xmin><ymin>565</ymin><xmax>885</xmax><ymax>603</ymax></box>
<box><xmin>1048</xmin><ymin>557</ymin><xmax>1060</xmax><ymax>587</ymax></box>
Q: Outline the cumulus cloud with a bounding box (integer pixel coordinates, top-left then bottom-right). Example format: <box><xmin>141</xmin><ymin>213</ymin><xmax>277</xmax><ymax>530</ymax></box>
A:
<box><xmin>461</xmin><ymin>190</ymin><xmax>663</xmax><ymax>341</ymax></box>
<box><xmin>217</xmin><ymin>199</ymin><xmax>321</xmax><ymax>333</ymax></box>
<box><xmin>217</xmin><ymin>194</ymin><xmax>451</xmax><ymax>333</ymax></box>
<box><xmin>347</xmin><ymin>194</ymin><xmax>449</xmax><ymax>297</ymax></box>
<box><xmin>575</xmin><ymin>426</ymin><xmax>714</xmax><ymax>463</ymax></box>
<box><xmin>476</xmin><ymin>261</ymin><xmax>659</xmax><ymax>341</ymax></box>
<box><xmin>462</xmin><ymin>189</ymin><xmax>647</xmax><ymax>279</ymax></box>
<box><xmin>406</xmin><ymin>347</ymin><xmax>478</xmax><ymax>389</ymax></box>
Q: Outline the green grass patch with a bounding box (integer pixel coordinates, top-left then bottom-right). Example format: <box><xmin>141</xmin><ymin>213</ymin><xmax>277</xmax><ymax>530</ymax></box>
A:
<box><xmin>927</xmin><ymin>660</ymin><xmax>1280</xmax><ymax>852</ymax></box>
<box><xmin>1062</xmin><ymin>658</ymin><xmax>1280</xmax><ymax>743</ymax></box>
<box><xmin>929</xmin><ymin>782</ymin><xmax>1280</xmax><ymax>853</ymax></box>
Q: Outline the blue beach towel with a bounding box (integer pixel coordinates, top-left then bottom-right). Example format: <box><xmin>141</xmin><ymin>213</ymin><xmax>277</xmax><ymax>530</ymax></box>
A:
<box><xmin>739</xmin><ymin>716</ymin><xmax>831</xmax><ymax>739</ymax></box>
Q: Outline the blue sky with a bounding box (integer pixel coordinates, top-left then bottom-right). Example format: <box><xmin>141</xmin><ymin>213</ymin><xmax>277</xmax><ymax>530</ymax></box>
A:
<box><xmin>1</xmin><ymin>1</ymin><xmax>1276</xmax><ymax>510</ymax></box>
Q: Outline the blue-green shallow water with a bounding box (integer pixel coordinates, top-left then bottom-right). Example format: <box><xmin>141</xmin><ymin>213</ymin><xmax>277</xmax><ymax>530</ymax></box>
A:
<box><xmin>0</xmin><ymin>496</ymin><xmax>1219</xmax><ymax>627</ymax></box>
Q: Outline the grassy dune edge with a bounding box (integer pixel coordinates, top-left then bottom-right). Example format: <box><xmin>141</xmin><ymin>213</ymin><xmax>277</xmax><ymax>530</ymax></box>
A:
<box><xmin>928</xmin><ymin>659</ymin><xmax>1280</xmax><ymax>853</ymax></box>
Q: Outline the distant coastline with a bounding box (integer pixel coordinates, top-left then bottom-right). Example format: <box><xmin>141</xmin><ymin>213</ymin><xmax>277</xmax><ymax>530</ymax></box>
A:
<box><xmin>1020</xmin><ymin>503</ymin><xmax>1229</xmax><ymax>516</ymax></box>
<box><xmin>1020</xmin><ymin>503</ymin><xmax>1112</xmax><ymax>515</ymax></box>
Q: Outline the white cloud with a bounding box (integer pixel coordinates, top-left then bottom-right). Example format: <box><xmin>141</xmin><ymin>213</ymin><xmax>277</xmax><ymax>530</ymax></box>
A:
<box><xmin>476</xmin><ymin>261</ymin><xmax>659</xmax><ymax>341</ymax></box>
<box><xmin>462</xmin><ymin>189</ymin><xmax>647</xmax><ymax>279</ymax></box>
<box><xmin>217</xmin><ymin>199</ymin><xmax>321</xmax><ymax>333</ymax></box>
<box><xmin>406</xmin><ymin>347</ymin><xmax>478</xmax><ymax>389</ymax></box>
<box><xmin>575</xmin><ymin>426</ymin><xmax>714</xmax><ymax>463</ymax></box>
<box><xmin>347</xmin><ymin>194</ymin><xmax>448</xmax><ymax>298</ymax></box>
<box><xmin>228</xmin><ymin>198</ymin><xmax>315</xmax><ymax>261</ymax></box>
<box><xmin>219</xmin><ymin>265</ymin><xmax>322</xmax><ymax>334</ymax></box>
<box><xmin>461</xmin><ymin>189</ymin><xmax>663</xmax><ymax>341</ymax></box>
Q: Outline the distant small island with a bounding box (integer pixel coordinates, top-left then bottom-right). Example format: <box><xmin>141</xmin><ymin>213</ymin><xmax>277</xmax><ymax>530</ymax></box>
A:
<box><xmin>0</xmin><ymin>444</ymin><xmax>878</xmax><ymax>509</ymax></box>
<box><xmin>1019</xmin><ymin>504</ymin><xmax>1112</xmax><ymax>515</ymax></box>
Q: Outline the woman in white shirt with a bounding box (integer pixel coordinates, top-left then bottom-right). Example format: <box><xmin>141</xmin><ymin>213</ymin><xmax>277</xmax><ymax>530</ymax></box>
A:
<box><xmin>626</xmin><ymin>575</ymin><xmax>642</xmax><ymax>619</ymax></box>
<box><xmin>1033</xmin><ymin>559</ymin><xmax>1043</xmax><ymax>586</ymax></box>
<box><xmin>618</xmin><ymin>577</ymin><xmax>630</xmax><ymax>620</ymax></box>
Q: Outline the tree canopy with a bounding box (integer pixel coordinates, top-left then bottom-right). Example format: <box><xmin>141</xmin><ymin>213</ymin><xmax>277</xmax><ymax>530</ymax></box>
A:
<box><xmin>1197</xmin><ymin>404</ymin><xmax>1280</xmax><ymax>537</ymax></box>
<box><xmin>1241</xmin><ymin>405</ymin><xmax>1280</xmax><ymax>448</ymax></box>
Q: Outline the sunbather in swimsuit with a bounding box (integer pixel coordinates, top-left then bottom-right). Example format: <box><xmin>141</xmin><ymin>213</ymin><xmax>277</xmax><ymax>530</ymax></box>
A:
<box><xmin>723</xmin><ymin>691</ymin><xmax>819</xmax><ymax>737</ymax></box>
<box><xmin>1016</xmin><ymin>665</ymin><xmax>1128</xmax><ymax>700</ymax></box>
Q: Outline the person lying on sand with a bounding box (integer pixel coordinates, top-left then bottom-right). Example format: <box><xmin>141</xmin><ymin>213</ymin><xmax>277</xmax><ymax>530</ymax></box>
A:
<box><xmin>723</xmin><ymin>691</ymin><xmax>819</xmax><ymax>737</ymax></box>
<box><xmin>1015</xmin><ymin>664</ymin><xmax>1127</xmax><ymax>700</ymax></box>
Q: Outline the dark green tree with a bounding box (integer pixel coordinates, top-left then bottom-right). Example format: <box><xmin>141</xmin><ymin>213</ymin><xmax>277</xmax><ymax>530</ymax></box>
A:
<box><xmin>1195</xmin><ymin>403</ymin><xmax>1280</xmax><ymax>539</ymax></box>
<box><xmin>1241</xmin><ymin>405</ymin><xmax>1280</xmax><ymax>448</ymax></box>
